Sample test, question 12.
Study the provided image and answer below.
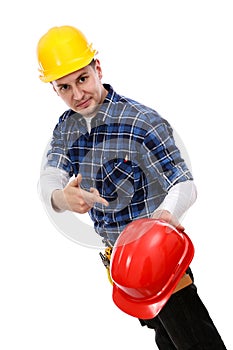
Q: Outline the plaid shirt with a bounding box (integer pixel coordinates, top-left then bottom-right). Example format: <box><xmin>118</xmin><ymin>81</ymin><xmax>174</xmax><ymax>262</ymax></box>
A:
<box><xmin>47</xmin><ymin>84</ymin><xmax>193</xmax><ymax>244</ymax></box>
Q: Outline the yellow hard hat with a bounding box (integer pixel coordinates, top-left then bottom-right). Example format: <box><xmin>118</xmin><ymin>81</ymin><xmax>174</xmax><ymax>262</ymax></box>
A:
<box><xmin>37</xmin><ymin>25</ymin><xmax>97</xmax><ymax>82</ymax></box>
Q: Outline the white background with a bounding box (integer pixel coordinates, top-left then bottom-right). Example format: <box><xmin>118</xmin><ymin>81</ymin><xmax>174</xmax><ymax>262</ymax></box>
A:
<box><xmin>0</xmin><ymin>0</ymin><xmax>232</xmax><ymax>348</ymax></box>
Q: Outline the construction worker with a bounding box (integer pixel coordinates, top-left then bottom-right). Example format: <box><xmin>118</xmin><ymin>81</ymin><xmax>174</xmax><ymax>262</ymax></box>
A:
<box><xmin>37</xmin><ymin>25</ymin><xmax>226</xmax><ymax>349</ymax></box>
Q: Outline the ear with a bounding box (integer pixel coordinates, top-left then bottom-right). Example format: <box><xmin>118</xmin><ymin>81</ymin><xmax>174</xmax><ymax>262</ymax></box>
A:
<box><xmin>94</xmin><ymin>59</ymin><xmax>103</xmax><ymax>80</ymax></box>
<box><xmin>51</xmin><ymin>82</ymin><xmax>59</xmax><ymax>96</ymax></box>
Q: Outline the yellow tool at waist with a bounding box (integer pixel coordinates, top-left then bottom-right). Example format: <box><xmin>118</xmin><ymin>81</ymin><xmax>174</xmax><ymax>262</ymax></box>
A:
<box><xmin>99</xmin><ymin>247</ymin><xmax>113</xmax><ymax>285</ymax></box>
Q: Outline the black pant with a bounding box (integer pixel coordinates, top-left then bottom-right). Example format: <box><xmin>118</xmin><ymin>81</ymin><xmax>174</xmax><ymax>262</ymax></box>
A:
<box><xmin>140</xmin><ymin>279</ymin><xmax>226</xmax><ymax>349</ymax></box>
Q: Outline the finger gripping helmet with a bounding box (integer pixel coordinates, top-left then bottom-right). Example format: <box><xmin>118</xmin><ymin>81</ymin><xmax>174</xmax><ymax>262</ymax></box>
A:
<box><xmin>37</xmin><ymin>25</ymin><xmax>97</xmax><ymax>82</ymax></box>
<box><xmin>110</xmin><ymin>218</ymin><xmax>194</xmax><ymax>319</ymax></box>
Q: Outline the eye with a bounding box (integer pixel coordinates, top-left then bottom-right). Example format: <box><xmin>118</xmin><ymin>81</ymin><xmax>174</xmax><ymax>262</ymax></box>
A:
<box><xmin>60</xmin><ymin>84</ymin><xmax>69</xmax><ymax>92</ymax></box>
<box><xmin>78</xmin><ymin>75</ymin><xmax>88</xmax><ymax>83</ymax></box>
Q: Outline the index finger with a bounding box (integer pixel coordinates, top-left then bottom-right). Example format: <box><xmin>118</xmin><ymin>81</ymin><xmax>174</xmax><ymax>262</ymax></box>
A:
<box><xmin>91</xmin><ymin>191</ymin><xmax>109</xmax><ymax>207</ymax></box>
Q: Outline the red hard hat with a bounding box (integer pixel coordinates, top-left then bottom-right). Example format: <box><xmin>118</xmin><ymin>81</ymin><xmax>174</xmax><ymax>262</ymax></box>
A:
<box><xmin>110</xmin><ymin>218</ymin><xmax>194</xmax><ymax>319</ymax></box>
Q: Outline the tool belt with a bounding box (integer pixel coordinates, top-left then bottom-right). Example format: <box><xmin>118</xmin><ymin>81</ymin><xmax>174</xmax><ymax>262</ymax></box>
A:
<box><xmin>173</xmin><ymin>273</ymin><xmax>192</xmax><ymax>293</ymax></box>
<box><xmin>99</xmin><ymin>247</ymin><xmax>192</xmax><ymax>292</ymax></box>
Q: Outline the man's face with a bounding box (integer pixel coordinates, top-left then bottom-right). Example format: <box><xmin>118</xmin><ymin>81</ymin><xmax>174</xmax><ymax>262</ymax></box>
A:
<box><xmin>52</xmin><ymin>60</ymin><xmax>107</xmax><ymax>117</ymax></box>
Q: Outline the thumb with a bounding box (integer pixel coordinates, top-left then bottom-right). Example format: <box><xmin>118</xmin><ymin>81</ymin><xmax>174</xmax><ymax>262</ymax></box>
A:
<box><xmin>76</xmin><ymin>173</ymin><xmax>82</xmax><ymax>186</ymax></box>
<box><xmin>70</xmin><ymin>173</ymin><xmax>82</xmax><ymax>187</ymax></box>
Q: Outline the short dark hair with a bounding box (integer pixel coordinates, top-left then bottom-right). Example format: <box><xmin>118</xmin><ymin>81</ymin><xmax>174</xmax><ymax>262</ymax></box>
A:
<box><xmin>89</xmin><ymin>59</ymin><xmax>96</xmax><ymax>69</ymax></box>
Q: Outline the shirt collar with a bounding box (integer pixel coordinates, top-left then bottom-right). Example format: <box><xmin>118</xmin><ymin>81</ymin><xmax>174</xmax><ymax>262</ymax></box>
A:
<box><xmin>94</xmin><ymin>84</ymin><xmax>120</xmax><ymax>125</ymax></box>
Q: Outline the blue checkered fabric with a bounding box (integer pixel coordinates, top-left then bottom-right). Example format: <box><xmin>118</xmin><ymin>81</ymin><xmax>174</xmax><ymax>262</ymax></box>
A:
<box><xmin>46</xmin><ymin>84</ymin><xmax>193</xmax><ymax>243</ymax></box>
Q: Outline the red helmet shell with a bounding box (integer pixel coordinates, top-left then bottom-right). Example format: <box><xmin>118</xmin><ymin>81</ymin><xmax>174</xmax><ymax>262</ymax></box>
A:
<box><xmin>110</xmin><ymin>218</ymin><xmax>194</xmax><ymax>319</ymax></box>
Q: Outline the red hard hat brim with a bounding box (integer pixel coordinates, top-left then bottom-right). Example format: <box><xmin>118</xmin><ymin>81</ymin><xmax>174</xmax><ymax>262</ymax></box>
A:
<box><xmin>112</xmin><ymin>284</ymin><xmax>169</xmax><ymax>319</ymax></box>
<box><xmin>112</xmin><ymin>232</ymin><xmax>194</xmax><ymax>319</ymax></box>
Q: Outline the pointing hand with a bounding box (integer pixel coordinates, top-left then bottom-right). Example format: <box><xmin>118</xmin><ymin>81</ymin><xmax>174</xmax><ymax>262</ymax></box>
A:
<box><xmin>52</xmin><ymin>173</ymin><xmax>109</xmax><ymax>213</ymax></box>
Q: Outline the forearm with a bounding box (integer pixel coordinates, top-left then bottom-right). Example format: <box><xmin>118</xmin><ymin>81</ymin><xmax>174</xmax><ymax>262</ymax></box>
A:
<box><xmin>38</xmin><ymin>166</ymin><xmax>70</xmax><ymax>211</ymax></box>
<box><xmin>51</xmin><ymin>189</ymin><xmax>68</xmax><ymax>212</ymax></box>
<box><xmin>154</xmin><ymin>180</ymin><xmax>197</xmax><ymax>219</ymax></box>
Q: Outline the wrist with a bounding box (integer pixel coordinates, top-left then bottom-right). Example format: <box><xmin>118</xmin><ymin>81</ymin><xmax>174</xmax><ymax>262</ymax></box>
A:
<box><xmin>51</xmin><ymin>189</ymin><xmax>67</xmax><ymax>212</ymax></box>
<box><xmin>152</xmin><ymin>209</ymin><xmax>171</xmax><ymax>220</ymax></box>
<box><xmin>152</xmin><ymin>209</ymin><xmax>184</xmax><ymax>231</ymax></box>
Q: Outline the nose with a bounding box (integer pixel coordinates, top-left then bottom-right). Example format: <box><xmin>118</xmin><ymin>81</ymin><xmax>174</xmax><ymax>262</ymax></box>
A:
<box><xmin>72</xmin><ymin>85</ymin><xmax>84</xmax><ymax>100</ymax></box>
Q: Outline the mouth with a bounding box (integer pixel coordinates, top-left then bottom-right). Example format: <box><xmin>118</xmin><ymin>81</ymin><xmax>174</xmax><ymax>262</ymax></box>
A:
<box><xmin>76</xmin><ymin>98</ymin><xmax>92</xmax><ymax>109</ymax></box>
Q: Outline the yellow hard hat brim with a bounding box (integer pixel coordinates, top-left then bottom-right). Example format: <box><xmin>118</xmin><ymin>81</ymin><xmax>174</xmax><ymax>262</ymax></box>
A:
<box><xmin>38</xmin><ymin>51</ymin><xmax>97</xmax><ymax>83</ymax></box>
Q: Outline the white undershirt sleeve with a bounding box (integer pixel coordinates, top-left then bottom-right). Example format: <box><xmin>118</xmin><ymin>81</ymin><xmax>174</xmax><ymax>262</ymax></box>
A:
<box><xmin>38</xmin><ymin>166</ymin><xmax>70</xmax><ymax>210</ymax></box>
<box><xmin>154</xmin><ymin>180</ymin><xmax>197</xmax><ymax>219</ymax></box>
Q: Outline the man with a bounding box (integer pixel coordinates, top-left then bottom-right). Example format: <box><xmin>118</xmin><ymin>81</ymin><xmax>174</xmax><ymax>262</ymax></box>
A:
<box><xmin>37</xmin><ymin>25</ymin><xmax>226</xmax><ymax>349</ymax></box>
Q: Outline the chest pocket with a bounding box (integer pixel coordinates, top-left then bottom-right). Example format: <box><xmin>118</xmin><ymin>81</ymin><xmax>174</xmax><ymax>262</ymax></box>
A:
<box><xmin>96</xmin><ymin>157</ymin><xmax>135</xmax><ymax>208</ymax></box>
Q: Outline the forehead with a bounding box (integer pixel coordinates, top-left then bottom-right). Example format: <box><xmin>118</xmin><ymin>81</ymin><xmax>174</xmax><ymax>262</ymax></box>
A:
<box><xmin>53</xmin><ymin>65</ymin><xmax>91</xmax><ymax>86</ymax></box>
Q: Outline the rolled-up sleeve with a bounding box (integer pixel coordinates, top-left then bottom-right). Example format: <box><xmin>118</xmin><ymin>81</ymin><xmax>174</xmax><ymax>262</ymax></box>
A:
<box><xmin>141</xmin><ymin>122</ymin><xmax>193</xmax><ymax>191</ymax></box>
<box><xmin>47</xmin><ymin>123</ymin><xmax>74</xmax><ymax>176</ymax></box>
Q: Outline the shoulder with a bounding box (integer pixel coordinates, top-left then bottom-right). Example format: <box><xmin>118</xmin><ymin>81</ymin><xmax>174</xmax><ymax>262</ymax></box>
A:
<box><xmin>53</xmin><ymin>109</ymin><xmax>80</xmax><ymax>135</ymax></box>
<box><xmin>117</xmin><ymin>94</ymin><xmax>171</xmax><ymax>132</ymax></box>
<box><xmin>104</xmin><ymin>85</ymin><xmax>168</xmax><ymax>127</ymax></box>
<box><xmin>58</xmin><ymin>109</ymin><xmax>76</xmax><ymax>124</ymax></box>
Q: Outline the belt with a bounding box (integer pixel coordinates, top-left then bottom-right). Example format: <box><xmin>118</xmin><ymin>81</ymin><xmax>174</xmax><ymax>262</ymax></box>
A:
<box><xmin>173</xmin><ymin>273</ymin><xmax>193</xmax><ymax>294</ymax></box>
